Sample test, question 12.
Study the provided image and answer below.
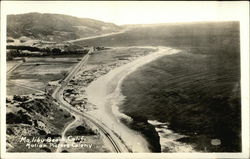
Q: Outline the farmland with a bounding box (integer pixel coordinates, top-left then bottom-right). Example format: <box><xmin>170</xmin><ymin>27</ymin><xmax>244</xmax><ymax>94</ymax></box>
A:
<box><xmin>7</xmin><ymin>55</ymin><xmax>84</xmax><ymax>96</ymax></box>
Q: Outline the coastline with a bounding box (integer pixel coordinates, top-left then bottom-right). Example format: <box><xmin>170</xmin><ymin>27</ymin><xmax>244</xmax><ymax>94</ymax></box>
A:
<box><xmin>85</xmin><ymin>46</ymin><xmax>180</xmax><ymax>152</ymax></box>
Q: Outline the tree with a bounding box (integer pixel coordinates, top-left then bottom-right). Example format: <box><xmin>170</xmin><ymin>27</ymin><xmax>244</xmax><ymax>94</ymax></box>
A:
<box><xmin>52</xmin><ymin>48</ymin><xmax>61</xmax><ymax>54</ymax></box>
<box><xmin>60</xmin><ymin>70</ymin><xmax>68</xmax><ymax>77</ymax></box>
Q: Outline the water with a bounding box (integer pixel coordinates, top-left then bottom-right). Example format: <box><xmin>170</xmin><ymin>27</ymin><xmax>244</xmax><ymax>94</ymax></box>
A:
<box><xmin>148</xmin><ymin>120</ymin><xmax>196</xmax><ymax>152</ymax></box>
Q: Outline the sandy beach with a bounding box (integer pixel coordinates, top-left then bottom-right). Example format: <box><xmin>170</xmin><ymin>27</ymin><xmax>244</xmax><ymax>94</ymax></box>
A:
<box><xmin>85</xmin><ymin>46</ymin><xmax>179</xmax><ymax>152</ymax></box>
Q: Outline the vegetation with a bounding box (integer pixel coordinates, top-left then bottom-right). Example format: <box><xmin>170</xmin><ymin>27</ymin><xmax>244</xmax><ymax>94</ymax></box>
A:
<box><xmin>6</xmin><ymin>44</ymin><xmax>88</xmax><ymax>61</ymax></box>
<box><xmin>7</xmin><ymin>55</ymin><xmax>83</xmax><ymax>96</ymax></box>
<box><xmin>65</xmin><ymin>125</ymin><xmax>96</xmax><ymax>136</ymax></box>
<box><xmin>7</xmin><ymin>12</ymin><xmax>121</xmax><ymax>42</ymax></box>
<box><xmin>6</xmin><ymin>96</ymin><xmax>74</xmax><ymax>152</ymax></box>
<box><xmin>64</xmin><ymin>121</ymin><xmax>110</xmax><ymax>152</ymax></box>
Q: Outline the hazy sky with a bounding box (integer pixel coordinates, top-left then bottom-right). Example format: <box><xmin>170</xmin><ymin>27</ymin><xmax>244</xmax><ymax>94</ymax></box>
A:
<box><xmin>1</xmin><ymin>1</ymin><xmax>249</xmax><ymax>25</ymax></box>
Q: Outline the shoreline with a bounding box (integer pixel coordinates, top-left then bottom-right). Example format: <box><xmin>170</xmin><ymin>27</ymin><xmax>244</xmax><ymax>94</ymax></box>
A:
<box><xmin>85</xmin><ymin>46</ymin><xmax>180</xmax><ymax>152</ymax></box>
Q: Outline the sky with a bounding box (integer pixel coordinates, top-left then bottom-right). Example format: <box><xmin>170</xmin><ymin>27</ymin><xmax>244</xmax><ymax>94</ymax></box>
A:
<box><xmin>1</xmin><ymin>1</ymin><xmax>249</xmax><ymax>25</ymax></box>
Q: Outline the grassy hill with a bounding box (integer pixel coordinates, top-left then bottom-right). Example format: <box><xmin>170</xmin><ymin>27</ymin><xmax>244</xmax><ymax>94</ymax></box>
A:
<box><xmin>7</xmin><ymin>12</ymin><xmax>121</xmax><ymax>42</ymax></box>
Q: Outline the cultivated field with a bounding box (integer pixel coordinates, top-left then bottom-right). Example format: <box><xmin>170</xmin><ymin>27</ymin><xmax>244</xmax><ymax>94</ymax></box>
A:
<box><xmin>7</xmin><ymin>55</ymin><xmax>84</xmax><ymax>95</ymax></box>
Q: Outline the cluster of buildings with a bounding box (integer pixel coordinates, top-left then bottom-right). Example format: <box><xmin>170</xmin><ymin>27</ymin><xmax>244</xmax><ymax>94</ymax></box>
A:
<box><xmin>61</xmin><ymin>53</ymin><xmax>145</xmax><ymax>112</ymax></box>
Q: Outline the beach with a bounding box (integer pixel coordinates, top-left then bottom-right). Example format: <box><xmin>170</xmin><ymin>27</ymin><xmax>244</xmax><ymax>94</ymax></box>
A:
<box><xmin>85</xmin><ymin>46</ymin><xmax>180</xmax><ymax>152</ymax></box>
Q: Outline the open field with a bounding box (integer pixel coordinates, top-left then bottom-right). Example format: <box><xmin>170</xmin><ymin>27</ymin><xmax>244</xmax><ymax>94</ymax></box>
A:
<box><xmin>7</xmin><ymin>59</ymin><xmax>23</xmax><ymax>73</ymax></box>
<box><xmin>7</xmin><ymin>55</ymin><xmax>84</xmax><ymax>95</ymax></box>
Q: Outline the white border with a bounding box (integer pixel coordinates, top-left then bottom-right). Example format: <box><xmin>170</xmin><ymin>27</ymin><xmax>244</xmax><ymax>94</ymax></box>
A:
<box><xmin>1</xmin><ymin>1</ymin><xmax>249</xmax><ymax>159</ymax></box>
<box><xmin>1</xmin><ymin>1</ymin><xmax>7</xmax><ymax>158</ymax></box>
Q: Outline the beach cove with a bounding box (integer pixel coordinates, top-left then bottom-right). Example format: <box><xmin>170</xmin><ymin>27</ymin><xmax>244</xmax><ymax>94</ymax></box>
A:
<box><xmin>85</xmin><ymin>46</ymin><xmax>179</xmax><ymax>152</ymax></box>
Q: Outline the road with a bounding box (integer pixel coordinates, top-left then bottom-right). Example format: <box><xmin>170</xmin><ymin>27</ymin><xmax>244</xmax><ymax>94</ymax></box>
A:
<box><xmin>52</xmin><ymin>47</ymin><xmax>128</xmax><ymax>153</ymax></box>
<box><xmin>7</xmin><ymin>61</ymin><xmax>23</xmax><ymax>74</ymax></box>
<box><xmin>56</xmin><ymin>117</ymin><xmax>78</xmax><ymax>153</ymax></box>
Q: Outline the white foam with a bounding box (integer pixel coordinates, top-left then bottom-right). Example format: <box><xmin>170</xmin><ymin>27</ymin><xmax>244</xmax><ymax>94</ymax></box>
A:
<box><xmin>148</xmin><ymin>120</ymin><xmax>196</xmax><ymax>152</ymax></box>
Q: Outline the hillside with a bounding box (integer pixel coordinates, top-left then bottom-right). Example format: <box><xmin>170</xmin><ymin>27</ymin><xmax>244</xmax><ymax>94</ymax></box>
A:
<box><xmin>6</xmin><ymin>94</ymin><xmax>74</xmax><ymax>152</ymax></box>
<box><xmin>6</xmin><ymin>93</ymin><xmax>109</xmax><ymax>152</ymax></box>
<box><xmin>7</xmin><ymin>12</ymin><xmax>121</xmax><ymax>42</ymax></box>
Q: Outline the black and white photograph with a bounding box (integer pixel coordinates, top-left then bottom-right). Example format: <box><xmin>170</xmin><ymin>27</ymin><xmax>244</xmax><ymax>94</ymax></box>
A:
<box><xmin>0</xmin><ymin>1</ymin><xmax>249</xmax><ymax>159</ymax></box>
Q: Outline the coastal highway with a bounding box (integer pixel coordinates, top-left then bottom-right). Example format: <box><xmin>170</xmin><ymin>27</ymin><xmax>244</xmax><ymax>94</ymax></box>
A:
<box><xmin>52</xmin><ymin>47</ymin><xmax>127</xmax><ymax>153</ymax></box>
